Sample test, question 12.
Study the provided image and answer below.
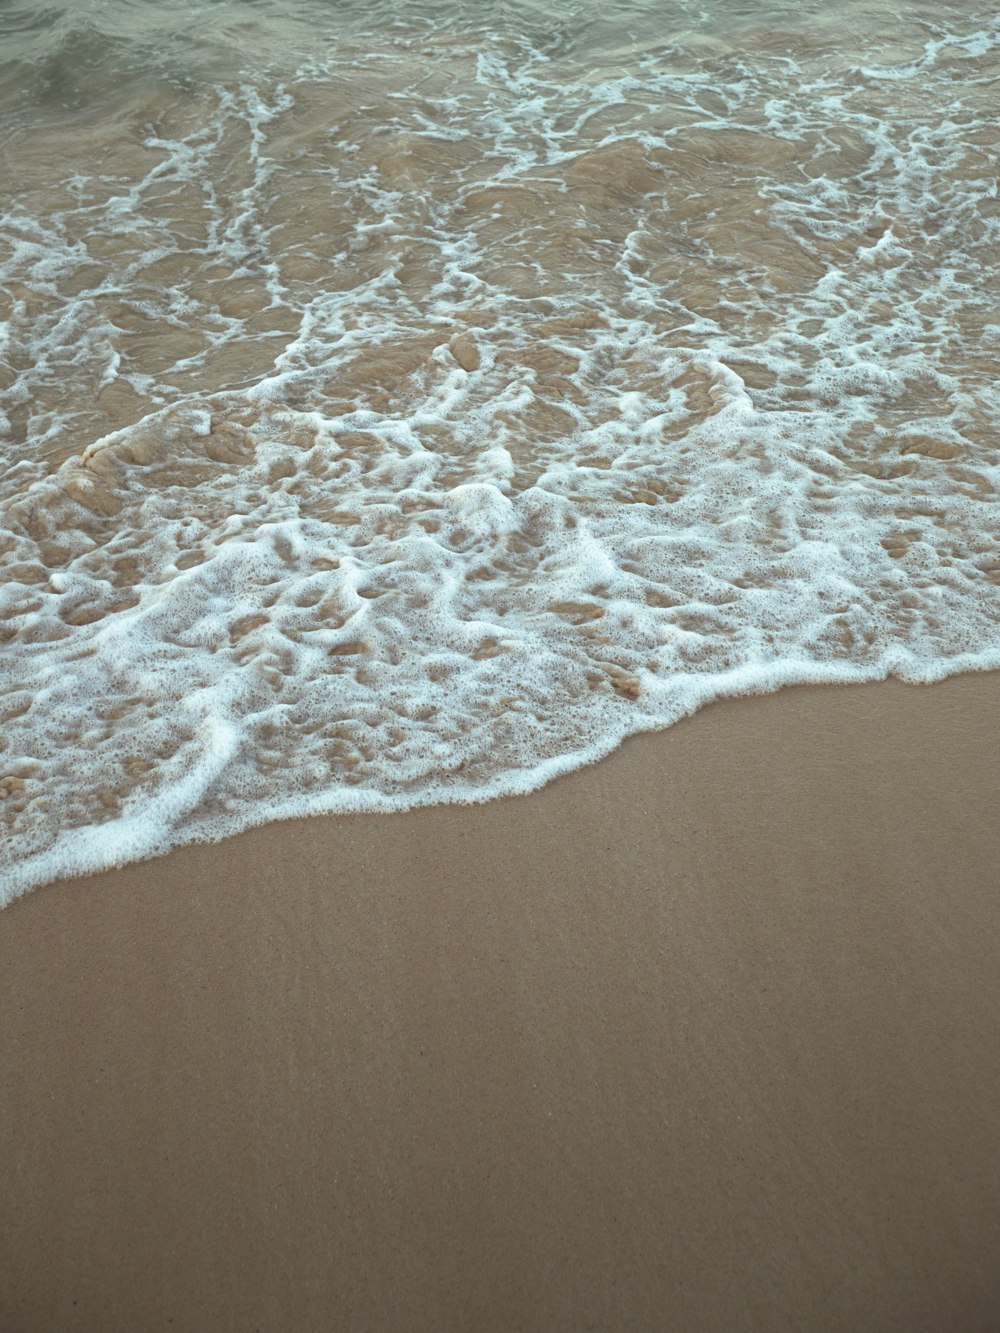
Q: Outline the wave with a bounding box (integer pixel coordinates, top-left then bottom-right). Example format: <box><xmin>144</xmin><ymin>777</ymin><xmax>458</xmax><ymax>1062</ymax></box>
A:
<box><xmin>2</xmin><ymin>0</ymin><xmax>998</xmax><ymax>902</ymax></box>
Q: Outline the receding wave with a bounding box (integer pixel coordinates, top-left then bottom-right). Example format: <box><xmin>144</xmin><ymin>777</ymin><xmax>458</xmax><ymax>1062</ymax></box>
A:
<box><xmin>2</xmin><ymin>0</ymin><xmax>999</xmax><ymax>901</ymax></box>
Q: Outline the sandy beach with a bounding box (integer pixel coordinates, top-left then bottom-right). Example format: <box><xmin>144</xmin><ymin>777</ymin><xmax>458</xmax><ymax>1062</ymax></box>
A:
<box><xmin>3</xmin><ymin>2</ymin><xmax>999</xmax><ymax>1327</ymax></box>
<box><xmin>2</xmin><ymin>671</ymin><xmax>999</xmax><ymax>1331</ymax></box>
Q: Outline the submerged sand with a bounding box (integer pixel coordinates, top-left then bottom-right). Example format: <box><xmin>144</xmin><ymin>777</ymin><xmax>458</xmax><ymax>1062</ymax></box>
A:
<box><xmin>2</xmin><ymin>672</ymin><xmax>1000</xmax><ymax>1331</ymax></box>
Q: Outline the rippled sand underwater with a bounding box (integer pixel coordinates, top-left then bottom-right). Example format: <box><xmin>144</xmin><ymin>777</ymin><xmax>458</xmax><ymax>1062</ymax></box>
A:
<box><xmin>1</xmin><ymin>0</ymin><xmax>999</xmax><ymax>898</ymax></box>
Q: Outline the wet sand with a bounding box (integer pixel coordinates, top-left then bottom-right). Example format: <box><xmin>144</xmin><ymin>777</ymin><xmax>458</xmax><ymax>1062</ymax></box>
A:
<box><xmin>2</xmin><ymin>672</ymin><xmax>1000</xmax><ymax>1332</ymax></box>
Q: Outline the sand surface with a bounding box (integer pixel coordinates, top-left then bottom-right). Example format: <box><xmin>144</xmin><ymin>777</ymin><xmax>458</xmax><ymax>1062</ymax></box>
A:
<box><xmin>2</xmin><ymin>673</ymin><xmax>1000</xmax><ymax>1332</ymax></box>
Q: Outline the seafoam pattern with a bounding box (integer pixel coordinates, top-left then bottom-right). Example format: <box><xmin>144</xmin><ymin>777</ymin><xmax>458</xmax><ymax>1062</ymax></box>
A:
<box><xmin>1</xmin><ymin>1</ymin><xmax>999</xmax><ymax>900</ymax></box>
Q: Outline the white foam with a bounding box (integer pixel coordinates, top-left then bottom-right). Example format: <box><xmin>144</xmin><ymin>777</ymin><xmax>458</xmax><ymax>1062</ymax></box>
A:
<box><xmin>2</xmin><ymin>2</ymin><xmax>999</xmax><ymax>903</ymax></box>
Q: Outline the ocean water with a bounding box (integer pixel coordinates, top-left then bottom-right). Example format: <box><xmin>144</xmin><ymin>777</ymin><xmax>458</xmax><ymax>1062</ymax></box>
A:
<box><xmin>2</xmin><ymin>0</ymin><xmax>998</xmax><ymax>901</ymax></box>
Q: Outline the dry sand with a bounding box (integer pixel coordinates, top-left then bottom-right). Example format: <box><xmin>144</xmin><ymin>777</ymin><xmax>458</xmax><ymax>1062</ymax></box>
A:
<box><xmin>2</xmin><ymin>673</ymin><xmax>999</xmax><ymax>1332</ymax></box>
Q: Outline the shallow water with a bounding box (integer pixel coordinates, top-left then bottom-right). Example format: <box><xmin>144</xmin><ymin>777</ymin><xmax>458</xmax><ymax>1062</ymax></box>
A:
<box><xmin>2</xmin><ymin>0</ymin><xmax>999</xmax><ymax>900</ymax></box>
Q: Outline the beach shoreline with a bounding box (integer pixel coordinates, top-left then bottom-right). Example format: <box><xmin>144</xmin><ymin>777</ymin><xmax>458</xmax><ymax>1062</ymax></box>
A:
<box><xmin>2</xmin><ymin>671</ymin><xmax>999</xmax><ymax>1331</ymax></box>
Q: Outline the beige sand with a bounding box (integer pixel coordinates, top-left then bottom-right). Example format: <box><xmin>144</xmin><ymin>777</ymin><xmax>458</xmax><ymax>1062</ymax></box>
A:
<box><xmin>2</xmin><ymin>673</ymin><xmax>999</xmax><ymax>1332</ymax></box>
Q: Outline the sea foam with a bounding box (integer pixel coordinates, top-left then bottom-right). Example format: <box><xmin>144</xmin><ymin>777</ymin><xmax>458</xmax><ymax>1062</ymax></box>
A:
<box><xmin>1</xmin><ymin>0</ymin><xmax>999</xmax><ymax>902</ymax></box>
